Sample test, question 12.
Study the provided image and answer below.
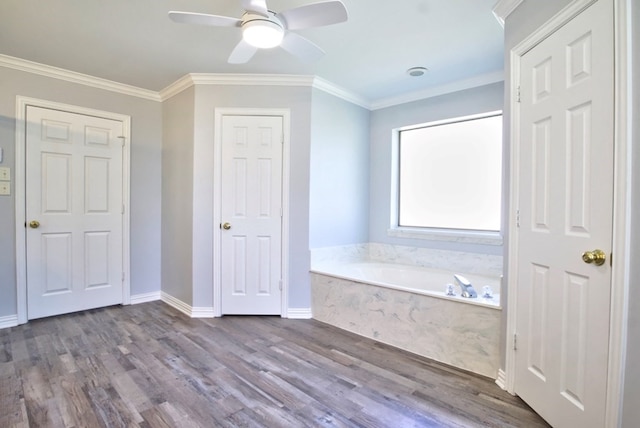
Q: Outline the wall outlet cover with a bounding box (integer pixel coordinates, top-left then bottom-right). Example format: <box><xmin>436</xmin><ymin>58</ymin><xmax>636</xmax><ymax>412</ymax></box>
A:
<box><xmin>0</xmin><ymin>181</ymin><xmax>10</xmax><ymax>196</ymax></box>
<box><xmin>0</xmin><ymin>167</ymin><xmax>9</xmax><ymax>181</ymax></box>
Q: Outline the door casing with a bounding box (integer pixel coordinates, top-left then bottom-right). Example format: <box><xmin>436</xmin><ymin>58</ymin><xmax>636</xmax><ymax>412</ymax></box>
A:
<box><xmin>213</xmin><ymin>108</ymin><xmax>291</xmax><ymax>317</ymax></box>
<box><xmin>15</xmin><ymin>96</ymin><xmax>131</xmax><ymax>324</ymax></box>
<box><xmin>504</xmin><ymin>1</ymin><xmax>632</xmax><ymax>427</ymax></box>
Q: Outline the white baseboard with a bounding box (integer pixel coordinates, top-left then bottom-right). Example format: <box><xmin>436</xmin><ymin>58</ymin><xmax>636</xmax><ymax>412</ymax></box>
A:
<box><xmin>287</xmin><ymin>308</ymin><xmax>312</xmax><ymax>319</ymax></box>
<box><xmin>130</xmin><ymin>291</ymin><xmax>161</xmax><ymax>305</ymax></box>
<box><xmin>0</xmin><ymin>314</ymin><xmax>19</xmax><ymax>330</ymax></box>
<box><xmin>161</xmin><ymin>291</ymin><xmax>194</xmax><ymax>317</ymax></box>
<box><xmin>161</xmin><ymin>292</ymin><xmax>215</xmax><ymax>318</ymax></box>
<box><xmin>191</xmin><ymin>307</ymin><xmax>215</xmax><ymax>318</ymax></box>
<box><xmin>495</xmin><ymin>368</ymin><xmax>507</xmax><ymax>390</ymax></box>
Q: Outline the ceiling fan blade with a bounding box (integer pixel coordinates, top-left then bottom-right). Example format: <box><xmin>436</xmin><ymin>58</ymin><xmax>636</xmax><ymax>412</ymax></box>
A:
<box><xmin>228</xmin><ymin>39</ymin><xmax>259</xmax><ymax>64</ymax></box>
<box><xmin>278</xmin><ymin>1</ymin><xmax>348</xmax><ymax>30</ymax></box>
<box><xmin>280</xmin><ymin>32</ymin><xmax>325</xmax><ymax>62</ymax></box>
<box><xmin>169</xmin><ymin>11</ymin><xmax>241</xmax><ymax>27</ymax></box>
<box><xmin>241</xmin><ymin>0</ymin><xmax>269</xmax><ymax>17</ymax></box>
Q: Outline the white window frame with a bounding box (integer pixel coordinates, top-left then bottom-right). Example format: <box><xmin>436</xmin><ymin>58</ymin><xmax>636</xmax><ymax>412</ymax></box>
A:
<box><xmin>388</xmin><ymin>111</ymin><xmax>503</xmax><ymax>245</ymax></box>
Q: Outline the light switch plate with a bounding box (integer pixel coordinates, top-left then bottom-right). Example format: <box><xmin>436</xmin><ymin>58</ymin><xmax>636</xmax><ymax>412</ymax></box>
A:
<box><xmin>0</xmin><ymin>181</ymin><xmax>10</xmax><ymax>196</ymax></box>
<box><xmin>0</xmin><ymin>167</ymin><xmax>9</xmax><ymax>181</ymax></box>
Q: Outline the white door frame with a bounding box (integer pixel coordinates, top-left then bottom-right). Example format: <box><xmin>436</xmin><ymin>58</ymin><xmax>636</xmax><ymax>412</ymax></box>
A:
<box><xmin>213</xmin><ymin>108</ymin><xmax>290</xmax><ymax>317</ymax></box>
<box><xmin>15</xmin><ymin>96</ymin><xmax>131</xmax><ymax>324</ymax></box>
<box><xmin>504</xmin><ymin>0</ymin><xmax>631</xmax><ymax>426</ymax></box>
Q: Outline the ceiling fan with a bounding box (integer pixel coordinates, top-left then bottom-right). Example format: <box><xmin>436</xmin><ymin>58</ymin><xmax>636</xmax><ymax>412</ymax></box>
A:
<box><xmin>169</xmin><ymin>0</ymin><xmax>348</xmax><ymax>64</ymax></box>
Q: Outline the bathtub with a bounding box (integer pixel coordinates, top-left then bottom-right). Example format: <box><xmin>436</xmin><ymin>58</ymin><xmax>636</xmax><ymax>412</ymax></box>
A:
<box><xmin>310</xmin><ymin>261</ymin><xmax>501</xmax><ymax>378</ymax></box>
<box><xmin>311</xmin><ymin>261</ymin><xmax>501</xmax><ymax>308</ymax></box>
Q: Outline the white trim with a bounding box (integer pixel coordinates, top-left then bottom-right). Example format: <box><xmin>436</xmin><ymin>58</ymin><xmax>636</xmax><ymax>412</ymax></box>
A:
<box><xmin>492</xmin><ymin>0</ymin><xmax>525</xmax><ymax>27</ymax></box>
<box><xmin>14</xmin><ymin>96</ymin><xmax>132</xmax><ymax>324</ymax></box>
<box><xmin>606</xmin><ymin>0</ymin><xmax>632</xmax><ymax>425</ymax></box>
<box><xmin>1</xmin><ymin>53</ymin><xmax>506</xmax><ymax>112</ymax></box>
<box><xmin>130</xmin><ymin>291</ymin><xmax>162</xmax><ymax>305</ymax></box>
<box><xmin>505</xmin><ymin>2</ymin><xmax>629</xmax><ymax>427</ymax></box>
<box><xmin>0</xmin><ymin>54</ymin><xmax>160</xmax><ymax>102</ymax></box>
<box><xmin>0</xmin><ymin>314</ymin><xmax>19</xmax><ymax>330</ymax></box>
<box><xmin>312</xmin><ymin>76</ymin><xmax>370</xmax><ymax>109</ymax></box>
<box><xmin>159</xmin><ymin>72</ymin><xmax>370</xmax><ymax>108</ymax></box>
<box><xmin>213</xmin><ymin>108</ymin><xmax>291</xmax><ymax>318</ymax></box>
<box><xmin>191</xmin><ymin>73</ymin><xmax>314</xmax><ymax>87</ymax></box>
<box><xmin>159</xmin><ymin>292</ymin><xmax>215</xmax><ymax>318</ymax></box>
<box><xmin>161</xmin><ymin>291</ymin><xmax>193</xmax><ymax>317</ymax></box>
<box><xmin>495</xmin><ymin>368</ymin><xmax>508</xmax><ymax>391</ymax></box>
<box><xmin>370</xmin><ymin>71</ymin><xmax>505</xmax><ymax>111</ymax></box>
<box><xmin>190</xmin><ymin>307</ymin><xmax>216</xmax><ymax>318</ymax></box>
<box><xmin>287</xmin><ymin>308</ymin><xmax>313</xmax><ymax>319</ymax></box>
<box><xmin>160</xmin><ymin>73</ymin><xmax>315</xmax><ymax>101</ymax></box>
<box><xmin>158</xmin><ymin>74</ymin><xmax>195</xmax><ymax>101</ymax></box>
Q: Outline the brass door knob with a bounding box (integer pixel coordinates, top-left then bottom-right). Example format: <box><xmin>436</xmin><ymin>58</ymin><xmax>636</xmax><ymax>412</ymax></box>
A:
<box><xmin>582</xmin><ymin>249</ymin><xmax>606</xmax><ymax>266</ymax></box>
<box><xmin>29</xmin><ymin>220</ymin><xmax>40</xmax><ymax>229</ymax></box>
<box><xmin>222</xmin><ymin>222</ymin><xmax>231</xmax><ymax>230</ymax></box>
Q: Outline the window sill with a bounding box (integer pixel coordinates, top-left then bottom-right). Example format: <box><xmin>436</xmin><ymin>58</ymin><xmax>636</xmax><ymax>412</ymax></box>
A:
<box><xmin>387</xmin><ymin>227</ymin><xmax>503</xmax><ymax>246</ymax></box>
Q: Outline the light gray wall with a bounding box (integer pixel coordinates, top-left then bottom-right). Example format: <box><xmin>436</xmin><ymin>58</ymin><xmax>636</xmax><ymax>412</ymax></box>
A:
<box><xmin>161</xmin><ymin>87</ymin><xmax>195</xmax><ymax>304</ymax></box>
<box><xmin>0</xmin><ymin>67</ymin><xmax>162</xmax><ymax>318</ymax></box>
<box><xmin>369</xmin><ymin>82</ymin><xmax>504</xmax><ymax>255</ymax></box>
<box><xmin>189</xmin><ymin>84</ymin><xmax>313</xmax><ymax>310</ymax></box>
<box><xmin>309</xmin><ymin>89</ymin><xmax>370</xmax><ymax>248</ymax></box>
<box><xmin>622</xmin><ymin>0</ymin><xmax>639</xmax><ymax>425</ymax></box>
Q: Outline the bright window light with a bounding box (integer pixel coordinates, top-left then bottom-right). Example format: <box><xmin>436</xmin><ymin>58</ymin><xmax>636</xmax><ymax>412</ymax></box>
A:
<box><xmin>398</xmin><ymin>113</ymin><xmax>503</xmax><ymax>232</ymax></box>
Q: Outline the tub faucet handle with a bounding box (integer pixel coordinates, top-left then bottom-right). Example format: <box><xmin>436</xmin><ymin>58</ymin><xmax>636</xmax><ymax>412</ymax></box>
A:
<box><xmin>445</xmin><ymin>284</ymin><xmax>456</xmax><ymax>296</ymax></box>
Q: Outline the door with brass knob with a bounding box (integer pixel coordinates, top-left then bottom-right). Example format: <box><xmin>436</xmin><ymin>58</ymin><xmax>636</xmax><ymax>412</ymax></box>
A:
<box><xmin>513</xmin><ymin>2</ymin><xmax>615</xmax><ymax>426</ymax></box>
<box><xmin>29</xmin><ymin>220</ymin><xmax>40</xmax><ymax>229</ymax></box>
<box><xmin>221</xmin><ymin>222</ymin><xmax>231</xmax><ymax>230</ymax></box>
<box><xmin>582</xmin><ymin>249</ymin><xmax>606</xmax><ymax>266</ymax></box>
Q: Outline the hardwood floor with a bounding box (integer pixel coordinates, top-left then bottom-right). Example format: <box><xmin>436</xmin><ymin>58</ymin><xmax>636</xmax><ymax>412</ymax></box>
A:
<box><xmin>0</xmin><ymin>301</ymin><xmax>549</xmax><ymax>427</ymax></box>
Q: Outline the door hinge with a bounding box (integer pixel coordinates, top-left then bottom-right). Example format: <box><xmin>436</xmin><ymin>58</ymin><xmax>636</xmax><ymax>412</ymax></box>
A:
<box><xmin>118</xmin><ymin>136</ymin><xmax>126</xmax><ymax>147</ymax></box>
<box><xmin>516</xmin><ymin>210</ymin><xmax>520</xmax><ymax>228</ymax></box>
<box><xmin>279</xmin><ymin>279</ymin><xmax>283</xmax><ymax>291</ymax></box>
<box><xmin>516</xmin><ymin>86</ymin><xmax>521</xmax><ymax>103</ymax></box>
<box><xmin>513</xmin><ymin>333</ymin><xmax>518</xmax><ymax>351</ymax></box>
<box><xmin>122</xmin><ymin>272</ymin><xmax>125</xmax><ymax>282</ymax></box>
<box><xmin>122</xmin><ymin>204</ymin><xmax>125</xmax><ymax>214</ymax></box>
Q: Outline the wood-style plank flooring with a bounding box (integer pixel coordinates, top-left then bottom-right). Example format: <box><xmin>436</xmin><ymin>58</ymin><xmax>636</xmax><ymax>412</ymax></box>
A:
<box><xmin>0</xmin><ymin>301</ymin><xmax>549</xmax><ymax>427</ymax></box>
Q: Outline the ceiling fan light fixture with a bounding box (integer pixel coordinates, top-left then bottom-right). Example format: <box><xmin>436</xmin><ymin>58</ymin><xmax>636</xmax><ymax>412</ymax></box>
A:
<box><xmin>242</xmin><ymin>19</ymin><xmax>284</xmax><ymax>49</ymax></box>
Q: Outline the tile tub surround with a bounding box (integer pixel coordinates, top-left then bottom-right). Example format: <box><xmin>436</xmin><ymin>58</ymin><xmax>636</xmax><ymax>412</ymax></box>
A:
<box><xmin>311</xmin><ymin>243</ymin><xmax>503</xmax><ymax>277</ymax></box>
<box><xmin>311</xmin><ymin>272</ymin><xmax>501</xmax><ymax>378</ymax></box>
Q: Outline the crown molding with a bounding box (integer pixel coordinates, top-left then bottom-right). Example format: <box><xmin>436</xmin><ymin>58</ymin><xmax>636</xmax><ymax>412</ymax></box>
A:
<box><xmin>158</xmin><ymin>74</ymin><xmax>196</xmax><ymax>101</ymax></box>
<box><xmin>311</xmin><ymin>76</ymin><xmax>371</xmax><ymax>109</ymax></box>
<box><xmin>159</xmin><ymin>72</ymin><xmax>371</xmax><ymax>109</ymax></box>
<box><xmin>492</xmin><ymin>0</ymin><xmax>524</xmax><ymax>27</ymax></box>
<box><xmin>370</xmin><ymin>70</ymin><xmax>505</xmax><ymax>111</ymax></box>
<box><xmin>0</xmin><ymin>54</ymin><xmax>161</xmax><ymax>102</ymax></box>
<box><xmin>1</xmin><ymin>53</ymin><xmax>505</xmax><ymax>111</ymax></box>
<box><xmin>159</xmin><ymin>73</ymin><xmax>316</xmax><ymax>101</ymax></box>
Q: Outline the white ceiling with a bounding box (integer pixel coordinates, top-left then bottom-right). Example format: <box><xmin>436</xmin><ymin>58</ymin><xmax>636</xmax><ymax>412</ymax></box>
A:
<box><xmin>0</xmin><ymin>0</ymin><xmax>504</xmax><ymax>105</ymax></box>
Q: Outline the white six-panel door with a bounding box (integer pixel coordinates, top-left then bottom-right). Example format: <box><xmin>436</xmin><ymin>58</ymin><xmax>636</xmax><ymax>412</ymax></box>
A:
<box><xmin>26</xmin><ymin>106</ymin><xmax>125</xmax><ymax>319</ymax></box>
<box><xmin>514</xmin><ymin>0</ymin><xmax>614</xmax><ymax>426</ymax></box>
<box><xmin>220</xmin><ymin>115</ymin><xmax>283</xmax><ymax>315</ymax></box>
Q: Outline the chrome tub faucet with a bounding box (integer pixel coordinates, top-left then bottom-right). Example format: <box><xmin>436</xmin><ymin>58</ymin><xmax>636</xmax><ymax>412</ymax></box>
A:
<box><xmin>454</xmin><ymin>274</ymin><xmax>477</xmax><ymax>298</ymax></box>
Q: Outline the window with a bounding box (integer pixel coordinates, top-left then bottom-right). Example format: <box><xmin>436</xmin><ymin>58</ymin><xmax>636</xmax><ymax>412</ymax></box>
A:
<box><xmin>392</xmin><ymin>112</ymin><xmax>503</xmax><ymax>242</ymax></box>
